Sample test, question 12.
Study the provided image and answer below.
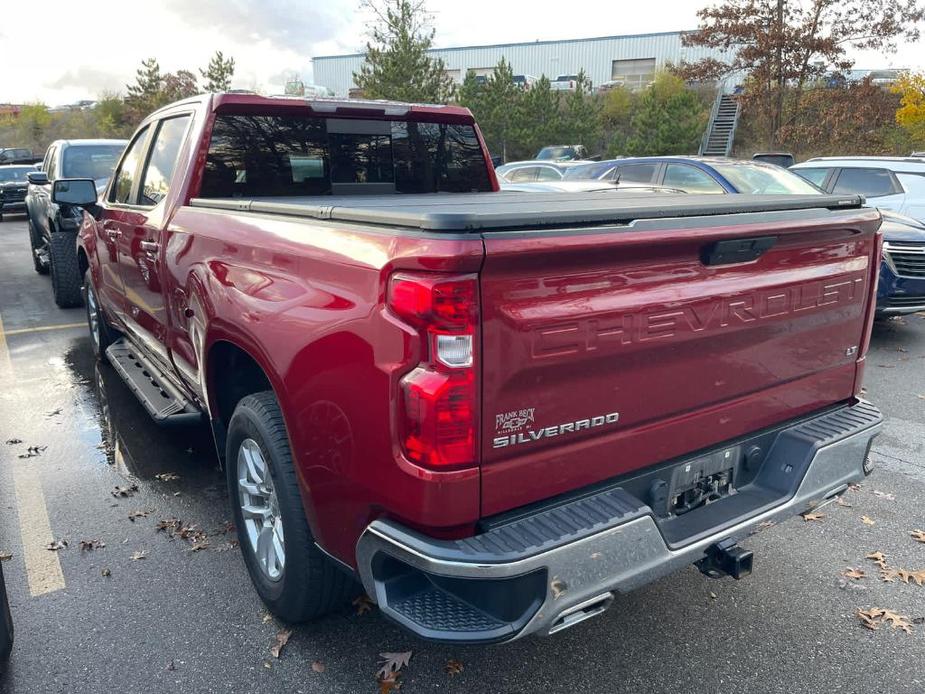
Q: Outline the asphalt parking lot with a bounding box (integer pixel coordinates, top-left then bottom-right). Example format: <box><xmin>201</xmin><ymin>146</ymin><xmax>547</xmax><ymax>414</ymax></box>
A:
<box><xmin>1</xmin><ymin>214</ymin><xmax>925</xmax><ymax>694</ymax></box>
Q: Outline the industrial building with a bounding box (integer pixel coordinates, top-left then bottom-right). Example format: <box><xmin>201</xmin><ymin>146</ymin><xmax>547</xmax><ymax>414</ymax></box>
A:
<box><xmin>312</xmin><ymin>30</ymin><xmax>736</xmax><ymax>96</ymax></box>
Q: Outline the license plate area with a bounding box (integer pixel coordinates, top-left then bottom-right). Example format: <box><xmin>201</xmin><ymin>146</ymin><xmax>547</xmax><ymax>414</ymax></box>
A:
<box><xmin>668</xmin><ymin>446</ymin><xmax>741</xmax><ymax>516</ymax></box>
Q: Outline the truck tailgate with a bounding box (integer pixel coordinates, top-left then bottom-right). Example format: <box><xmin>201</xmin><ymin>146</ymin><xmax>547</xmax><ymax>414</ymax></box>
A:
<box><xmin>479</xmin><ymin>206</ymin><xmax>881</xmax><ymax>516</ymax></box>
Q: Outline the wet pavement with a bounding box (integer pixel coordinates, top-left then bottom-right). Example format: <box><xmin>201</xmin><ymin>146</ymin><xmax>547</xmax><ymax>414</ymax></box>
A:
<box><xmin>1</xmin><ymin>214</ymin><xmax>925</xmax><ymax>693</ymax></box>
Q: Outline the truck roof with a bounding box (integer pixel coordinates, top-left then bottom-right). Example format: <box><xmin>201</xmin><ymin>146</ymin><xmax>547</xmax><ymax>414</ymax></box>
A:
<box><xmin>190</xmin><ymin>191</ymin><xmax>867</xmax><ymax>232</ymax></box>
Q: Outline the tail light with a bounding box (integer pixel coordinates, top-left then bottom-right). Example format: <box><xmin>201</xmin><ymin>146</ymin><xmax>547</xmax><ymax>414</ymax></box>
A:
<box><xmin>388</xmin><ymin>273</ymin><xmax>479</xmax><ymax>469</ymax></box>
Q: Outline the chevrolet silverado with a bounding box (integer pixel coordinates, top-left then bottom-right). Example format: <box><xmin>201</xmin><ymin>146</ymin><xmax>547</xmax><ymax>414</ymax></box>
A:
<box><xmin>59</xmin><ymin>93</ymin><xmax>882</xmax><ymax>644</ymax></box>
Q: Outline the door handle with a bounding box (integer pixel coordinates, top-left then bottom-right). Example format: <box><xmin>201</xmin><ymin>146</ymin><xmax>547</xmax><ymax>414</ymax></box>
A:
<box><xmin>140</xmin><ymin>240</ymin><xmax>159</xmax><ymax>253</ymax></box>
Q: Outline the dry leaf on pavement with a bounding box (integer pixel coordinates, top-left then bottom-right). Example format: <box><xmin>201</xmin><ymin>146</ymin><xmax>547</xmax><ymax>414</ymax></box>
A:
<box><xmin>378</xmin><ymin>673</ymin><xmax>402</xmax><ymax>693</ymax></box>
<box><xmin>910</xmin><ymin>529</ymin><xmax>925</xmax><ymax>543</ymax></box>
<box><xmin>128</xmin><ymin>510</ymin><xmax>149</xmax><ymax>522</ymax></box>
<box><xmin>866</xmin><ymin>551</ymin><xmax>888</xmax><ymax>568</ymax></box>
<box><xmin>377</xmin><ymin>652</ymin><xmax>412</xmax><ymax>680</ymax></box>
<box><xmin>270</xmin><ymin>628</ymin><xmax>292</xmax><ymax>659</ymax></box>
<box><xmin>130</xmin><ymin>550</ymin><xmax>147</xmax><ymax>561</ymax></box>
<box><xmin>101</xmin><ymin>568</ymin><xmax>111</xmax><ymax>577</ymax></box>
<box><xmin>445</xmin><ymin>659</ymin><xmax>464</xmax><ymax>676</ymax></box>
<box><xmin>802</xmin><ymin>512</ymin><xmax>824</xmax><ymax>522</ymax></box>
<box><xmin>861</xmin><ymin>516</ymin><xmax>876</xmax><ymax>526</ymax></box>
<box><xmin>873</xmin><ymin>490</ymin><xmax>896</xmax><ymax>501</ymax></box>
<box><xmin>111</xmin><ymin>484</ymin><xmax>139</xmax><ymax>498</ymax></box>
<box><xmin>79</xmin><ymin>539</ymin><xmax>105</xmax><ymax>551</ymax></box>
<box><xmin>857</xmin><ymin>608</ymin><xmax>913</xmax><ymax>634</ymax></box>
<box><xmin>311</xmin><ymin>660</ymin><xmax>325</xmax><ymax>673</ymax></box>
<box><xmin>0</xmin><ymin>551</ymin><xmax>11</xmax><ymax>561</ymax></box>
<box><xmin>353</xmin><ymin>594</ymin><xmax>375</xmax><ymax>615</ymax></box>
<box><xmin>46</xmin><ymin>539</ymin><xmax>68</xmax><ymax>551</ymax></box>
<box><xmin>154</xmin><ymin>473</ymin><xmax>180</xmax><ymax>482</ymax></box>
<box><xmin>835</xmin><ymin>496</ymin><xmax>852</xmax><ymax>508</ymax></box>
<box><xmin>843</xmin><ymin>568</ymin><xmax>866</xmax><ymax>580</ymax></box>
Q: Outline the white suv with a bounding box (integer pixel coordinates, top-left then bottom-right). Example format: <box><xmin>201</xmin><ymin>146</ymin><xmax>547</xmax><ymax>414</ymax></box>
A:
<box><xmin>790</xmin><ymin>157</ymin><xmax>925</xmax><ymax>222</ymax></box>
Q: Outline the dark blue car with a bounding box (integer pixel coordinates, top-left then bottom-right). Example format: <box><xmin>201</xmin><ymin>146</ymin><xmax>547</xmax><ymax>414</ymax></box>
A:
<box><xmin>877</xmin><ymin>211</ymin><xmax>925</xmax><ymax>316</ymax></box>
<box><xmin>563</xmin><ymin>156</ymin><xmax>820</xmax><ymax>195</ymax></box>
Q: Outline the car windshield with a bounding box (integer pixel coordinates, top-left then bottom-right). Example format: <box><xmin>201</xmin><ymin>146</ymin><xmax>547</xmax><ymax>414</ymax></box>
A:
<box><xmin>536</xmin><ymin>147</ymin><xmax>573</xmax><ymax>161</ymax></box>
<box><xmin>62</xmin><ymin>145</ymin><xmax>125</xmax><ymax>181</ymax></box>
<box><xmin>712</xmin><ymin>162</ymin><xmax>821</xmax><ymax>194</ymax></box>
<box><xmin>0</xmin><ymin>166</ymin><xmax>33</xmax><ymax>183</ymax></box>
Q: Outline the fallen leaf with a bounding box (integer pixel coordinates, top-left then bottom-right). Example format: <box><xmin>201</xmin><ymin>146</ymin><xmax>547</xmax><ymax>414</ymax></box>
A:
<box><xmin>128</xmin><ymin>510</ymin><xmax>149</xmax><ymax>522</ymax></box>
<box><xmin>212</xmin><ymin>540</ymin><xmax>239</xmax><ymax>552</ymax></box>
<box><xmin>378</xmin><ymin>673</ymin><xmax>402</xmax><ymax>694</ymax></box>
<box><xmin>0</xmin><ymin>551</ymin><xmax>12</xmax><ymax>561</ymax></box>
<box><xmin>709</xmin><ymin>591</ymin><xmax>717</xmax><ymax>600</ymax></box>
<box><xmin>4</xmin><ymin>439</ymin><xmax>22</xmax><ymax>445</ymax></box>
<box><xmin>882</xmin><ymin>609</ymin><xmax>914</xmax><ymax>634</ymax></box>
<box><xmin>873</xmin><ymin>490</ymin><xmax>896</xmax><ymax>501</ymax></box>
<box><xmin>101</xmin><ymin>568</ymin><xmax>111</xmax><ymax>577</ymax></box>
<box><xmin>861</xmin><ymin>515</ymin><xmax>876</xmax><ymax>526</ymax></box>
<box><xmin>353</xmin><ymin>594</ymin><xmax>375</xmax><ymax>616</ymax></box>
<box><xmin>866</xmin><ymin>551</ymin><xmax>887</xmax><ymax>565</ymax></box>
<box><xmin>311</xmin><ymin>660</ymin><xmax>325</xmax><ymax>673</ymax></box>
<box><xmin>802</xmin><ymin>512</ymin><xmax>825</xmax><ymax>522</ymax></box>
<box><xmin>835</xmin><ymin>496</ymin><xmax>853</xmax><ymax>508</ymax></box>
<box><xmin>880</xmin><ymin>568</ymin><xmax>900</xmax><ymax>583</ymax></box>
<box><xmin>18</xmin><ymin>445</ymin><xmax>48</xmax><ymax>459</ymax></box>
<box><xmin>550</xmin><ymin>577</ymin><xmax>568</xmax><ymax>598</ymax></box>
<box><xmin>445</xmin><ymin>659</ymin><xmax>463</xmax><ymax>676</ymax></box>
<box><xmin>46</xmin><ymin>539</ymin><xmax>68</xmax><ymax>551</ymax></box>
<box><xmin>843</xmin><ymin>568</ymin><xmax>866</xmax><ymax>580</ymax></box>
<box><xmin>166</xmin><ymin>660</ymin><xmax>176</xmax><ymax>672</ymax></box>
<box><xmin>261</xmin><ymin>612</ymin><xmax>273</xmax><ymax>624</ymax></box>
<box><xmin>910</xmin><ymin>530</ymin><xmax>925</xmax><ymax>544</ymax></box>
<box><xmin>130</xmin><ymin>550</ymin><xmax>147</xmax><ymax>561</ymax></box>
<box><xmin>188</xmin><ymin>541</ymin><xmax>210</xmax><ymax>552</ymax></box>
<box><xmin>154</xmin><ymin>472</ymin><xmax>180</xmax><ymax>482</ymax></box>
<box><xmin>917</xmin><ymin>394</ymin><xmax>925</xmax><ymax>400</ymax></box>
<box><xmin>377</xmin><ymin>652</ymin><xmax>412</xmax><ymax>680</ymax></box>
<box><xmin>857</xmin><ymin>608</ymin><xmax>883</xmax><ymax>631</ymax></box>
<box><xmin>848</xmin><ymin>483</ymin><xmax>862</xmax><ymax>492</ymax></box>
<box><xmin>749</xmin><ymin>520</ymin><xmax>776</xmax><ymax>535</ymax></box>
<box><xmin>79</xmin><ymin>539</ymin><xmax>105</xmax><ymax>551</ymax></box>
<box><xmin>46</xmin><ymin>408</ymin><xmax>62</xmax><ymax>417</ymax></box>
<box><xmin>263</xmin><ymin>660</ymin><xmax>272</xmax><ymax>670</ymax></box>
<box><xmin>111</xmin><ymin>484</ymin><xmax>139</xmax><ymax>498</ymax></box>
<box><xmin>270</xmin><ymin>628</ymin><xmax>293</xmax><ymax>659</ymax></box>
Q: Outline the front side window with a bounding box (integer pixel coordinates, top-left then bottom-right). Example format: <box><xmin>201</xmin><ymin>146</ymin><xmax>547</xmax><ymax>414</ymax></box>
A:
<box><xmin>45</xmin><ymin>147</ymin><xmax>58</xmax><ymax>179</ymax></box>
<box><xmin>508</xmin><ymin>167</ymin><xmax>537</xmax><ymax>183</ymax></box>
<box><xmin>663</xmin><ymin>164</ymin><xmax>725</xmax><ymax>194</ymax></box>
<box><xmin>140</xmin><ymin>115</ymin><xmax>192</xmax><ymax>206</ymax></box>
<box><xmin>832</xmin><ymin>168</ymin><xmax>900</xmax><ymax>198</ymax></box>
<box><xmin>111</xmin><ymin>128</ymin><xmax>150</xmax><ymax>204</ymax></box>
<box><xmin>792</xmin><ymin>168</ymin><xmax>832</xmax><ymax>188</ymax></box>
<box><xmin>199</xmin><ymin>113</ymin><xmax>492</xmax><ymax>198</ymax></box>
<box><xmin>616</xmin><ymin>163</ymin><xmax>659</xmax><ymax>184</ymax></box>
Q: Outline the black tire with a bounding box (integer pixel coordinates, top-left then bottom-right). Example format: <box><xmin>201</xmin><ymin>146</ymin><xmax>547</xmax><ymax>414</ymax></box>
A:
<box><xmin>226</xmin><ymin>392</ymin><xmax>356</xmax><ymax>622</ymax></box>
<box><xmin>48</xmin><ymin>231</ymin><xmax>83</xmax><ymax>308</ymax></box>
<box><xmin>28</xmin><ymin>217</ymin><xmax>49</xmax><ymax>275</ymax></box>
<box><xmin>83</xmin><ymin>269</ymin><xmax>117</xmax><ymax>361</ymax></box>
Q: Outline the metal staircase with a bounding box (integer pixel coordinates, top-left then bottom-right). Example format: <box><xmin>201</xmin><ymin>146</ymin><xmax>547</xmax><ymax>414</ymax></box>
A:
<box><xmin>699</xmin><ymin>91</ymin><xmax>740</xmax><ymax>157</ymax></box>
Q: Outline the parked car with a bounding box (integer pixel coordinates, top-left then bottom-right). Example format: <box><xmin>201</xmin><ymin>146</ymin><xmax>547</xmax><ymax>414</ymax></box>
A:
<box><xmin>790</xmin><ymin>157</ymin><xmax>925</xmax><ymax>222</ymax></box>
<box><xmin>551</xmin><ymin>75</ymin><xmax>579</xmax><ymax>91</ymax></box>
<box><xmin>66</xmin><ymin>92</ymin><xmax>882</xmax><ymax>645</ymax></box>
<box><xmin>495</xmin><ymin>160</ymin><xmax>588</xmax><ymax>183</ymax></box>
<box><xmin>0</xmin><ymin>164</ymin><xmax>37</xmax><ymax>221</ymax></box>
<box><xmin>512</xmin><ymin>74</ymin><xmax>538</xmax><ymax>89</ymax></box>
<box><xmin>1</xmin><ymin>559</ymin><xmax>11</xmax><ymax>671</ymax></box>
<box><xmin>876</xmin><ymin>211</ymin><xmax>925</xmax><ymax>316</ymax></box>
<box><xmin>535</xmin><ymin>145</ymin><xmax>589</xmax><ymax>162</ymax></box>
<box><xmin>565</xmin><ymin>157</ymin><xmax>821</xmax><ymax>195</ymax></box>
<box><xmin>24</xmin><ymin>139</ymin><xmax>127</xmax><ymax>305</ymax></box>
<box><xmin>0</xmin><ymin>148</ymin><xmax>39</xmax><ymax>165</ymax></box>
<box><xmin>752</xmin><ymin>152</ymin><xmax>795</xmax><ymax>168</ymax></box>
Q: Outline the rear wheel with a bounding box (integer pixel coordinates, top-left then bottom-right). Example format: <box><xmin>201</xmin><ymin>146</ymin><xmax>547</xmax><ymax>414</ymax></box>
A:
<box><xmin>49</xmin><ymin>232</ymin><xmax>83</xmax><ymax>308</ymax></box>
<box><xmin>84</xmin><ymin>269</ymin><xmax>116</xmax><ymax>361</ymax></box>
<box><xmin>226</xmin><ymin>392</ymin><xmax>356</xmax><ymax>622</ymax></box>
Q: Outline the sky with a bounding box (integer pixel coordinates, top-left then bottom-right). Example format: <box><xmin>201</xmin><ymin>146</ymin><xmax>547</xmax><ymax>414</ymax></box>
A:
<box><xmin>2</xmin><ymin>0</ymin><xmax>923</xmax><ymax>106</ymax></box>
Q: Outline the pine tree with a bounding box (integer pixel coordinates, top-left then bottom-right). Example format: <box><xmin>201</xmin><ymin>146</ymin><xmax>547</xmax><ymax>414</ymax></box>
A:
<box><xmin>517</xmin><ymin>76</ymin><xmax>562</xmax><ymax>159</ymax></box>
<box><xmin>559</xmin><ymin>71</ymin><xmax>601</xmax><ymax>153</ymax></box>
<box><xmin>353</xmin><ymin>0</ymin><xmax>455</xmax><ymax>103</ymax></box>
<box><xmin>126</xmin><ymin>58</ymin><xmax>163</xmax><ymax>105</ymax></box>
<box><xmin>200</xmin><ymin>51</ymin><xmax>236</xmax><ymax>92</ymax></box>
<box><xmin>625</xmin><ymin>73</ymin><xmax>707</xmax><ymax>155</ymax></box>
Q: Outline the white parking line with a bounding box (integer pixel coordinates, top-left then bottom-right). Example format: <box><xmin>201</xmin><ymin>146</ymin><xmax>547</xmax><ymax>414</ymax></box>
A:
<box><xmin>11</xmin><ymin>461</ymin><xmax>66</xmax><ymax>596</ymax></box>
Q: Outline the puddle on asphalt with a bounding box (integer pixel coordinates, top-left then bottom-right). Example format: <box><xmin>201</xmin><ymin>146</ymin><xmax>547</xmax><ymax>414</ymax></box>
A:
<box><xmin>62</xmin><ymin>339</ymin><xmax>224</xmax><ymax>497</ymax></box>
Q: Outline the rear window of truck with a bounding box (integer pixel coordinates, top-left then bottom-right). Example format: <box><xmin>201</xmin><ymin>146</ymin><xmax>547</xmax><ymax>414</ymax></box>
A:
<box><xmin>199</xmin><ymin>113</ymin><xmax>492</xmax><ymax>197</ymax></box>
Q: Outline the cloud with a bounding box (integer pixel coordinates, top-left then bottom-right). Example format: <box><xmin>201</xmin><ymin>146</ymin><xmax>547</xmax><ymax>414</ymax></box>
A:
<box><xmin>45</xmin><ymin>67</ymin><xmax>129</xmax><ymax>95</ymax></box>
<box><xmin>163</xmin><ymin>0</ymin><xmax>352</xmax><ymax>53</ymax></box>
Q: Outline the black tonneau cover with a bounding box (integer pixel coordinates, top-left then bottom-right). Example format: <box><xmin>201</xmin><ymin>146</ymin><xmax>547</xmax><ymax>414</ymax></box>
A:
<box><xmin>189</xmin><ymin>192</ymin><xmax>866</xmax><ymax>232</ymax></box>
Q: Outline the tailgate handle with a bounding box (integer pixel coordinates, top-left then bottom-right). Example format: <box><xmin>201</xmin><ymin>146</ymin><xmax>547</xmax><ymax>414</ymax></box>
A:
<box><xmin>701</xmin><ymin>236</ymin><xmax>777</xmax><ymax>266</ymax></box>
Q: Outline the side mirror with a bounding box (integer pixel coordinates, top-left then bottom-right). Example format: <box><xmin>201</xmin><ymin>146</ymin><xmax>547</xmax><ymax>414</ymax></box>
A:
<box><xmin>27</xmin><ymin>171</ymin><xmax>49</xmax><ymax>185</ymax></box>
<box><xmin>52</xmin><ymin>178</ymin><xmax>97</xmax><ymax>207</ymax></box>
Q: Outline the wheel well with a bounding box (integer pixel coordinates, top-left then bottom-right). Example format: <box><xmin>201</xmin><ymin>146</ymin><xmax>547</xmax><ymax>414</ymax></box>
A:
<box><xmin>208</xmin><ymin>341</ymin><xmax>273</xmax><ymax>429</ymax></box>
<box><xmin>77</xmin><ymin>247</ymin><xmax>89</xmax><ymax>280</ymax></box>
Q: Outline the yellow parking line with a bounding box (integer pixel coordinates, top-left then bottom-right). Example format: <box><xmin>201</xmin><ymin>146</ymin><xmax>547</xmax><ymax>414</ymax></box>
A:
<box><xmin>0</xmin><ymin>312</ymin><xmax>13</xmax><ymax>377</ymax></box>
<box><xmin>11</xmin><ymin>461</ymin><xmax>66</xmax><ymax>596</ymax></box>
<box><xmin>2</xmin><ymin>322</ymin><xmax>86</xmax><ymax>337</ymax></box>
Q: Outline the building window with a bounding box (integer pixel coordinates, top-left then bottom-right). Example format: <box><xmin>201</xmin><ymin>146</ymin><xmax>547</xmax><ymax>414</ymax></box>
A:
<box><xmin>611</xmin><ymin>58</ymin><xmax>656</xmax><ymax>90</ymax></box>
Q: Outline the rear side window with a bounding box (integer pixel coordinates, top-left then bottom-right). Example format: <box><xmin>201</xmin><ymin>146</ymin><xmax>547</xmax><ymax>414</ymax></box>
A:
<box><xmin>663</xmin><ymin>164</ymin><xmax>725</xmax><ymax>194</ymax></box>
<box><xmin>793</xmin><ymin>168</ymin><xmax>831</xmax><ymax>187</ymax></box>
<box><xmin>832</xmin><ymin>168</ymin><xmax>900</xmax><ymax>198</ymax></box>
<box><xmin>616</xmin><ymin>163</ymin><xmax>658</xmax><ymax>184</ymax></box>
<box><xmin>111</xmin><ymin>127</ymin><xmax>150</xmax><ymax>204</ymax></box>
<box><xmin>535</xmin><ymin>166</ymin><xmax>562</xmax><ymax>181</ymax></box>
<box><xmin>507</xmin><ymin>167</ymin><xmax>536</xmax><ymax>183</ymax></box>
<box><xmin>200</xmin><ymin>113</ymin><xmax>492</xmax><ymax>198</ymax></box>
<box><xmin>140</xmin><ymin>115</ymin><xmax>192</xmax><ymax>206</ymax></box>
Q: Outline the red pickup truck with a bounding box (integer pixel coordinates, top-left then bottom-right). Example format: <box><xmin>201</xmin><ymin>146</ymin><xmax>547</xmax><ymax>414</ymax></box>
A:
<box><xmin>61</xmin><ymin>93</ymin><xmax>883</xmax><ymax>643</ymax></box>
